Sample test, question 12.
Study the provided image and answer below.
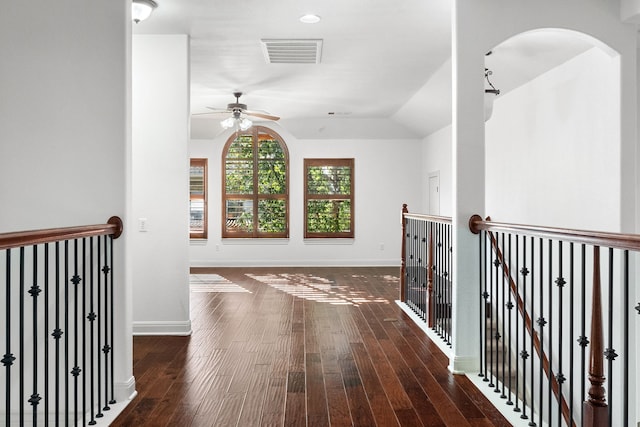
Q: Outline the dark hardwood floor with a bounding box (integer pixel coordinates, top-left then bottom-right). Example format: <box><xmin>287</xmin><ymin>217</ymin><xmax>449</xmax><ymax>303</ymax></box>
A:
<box><xmin>112</xmin><ymin>267</ymin><xmax>510</xmax><ymax>426</ymax></box>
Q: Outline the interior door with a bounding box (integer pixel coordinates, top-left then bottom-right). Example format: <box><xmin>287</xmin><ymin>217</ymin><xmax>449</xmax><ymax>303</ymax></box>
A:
<box><xmin>429</xmin><ymin>174</ymin><xmax>440</xmax><ymax>215</ymax></box>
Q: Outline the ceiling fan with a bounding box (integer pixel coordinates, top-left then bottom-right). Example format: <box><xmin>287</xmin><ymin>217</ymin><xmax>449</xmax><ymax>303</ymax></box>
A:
<box><xmin>204</xmin><ymin>92</ymin><xmax>280</xmax><ymax>131</ymax></box>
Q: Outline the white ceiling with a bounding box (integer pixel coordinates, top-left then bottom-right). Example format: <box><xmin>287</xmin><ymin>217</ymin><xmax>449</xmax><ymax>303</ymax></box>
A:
<box><xmin>133</xmin><ymin>1</ymin><xmax>596</xmax><ymax>139</ymax></box>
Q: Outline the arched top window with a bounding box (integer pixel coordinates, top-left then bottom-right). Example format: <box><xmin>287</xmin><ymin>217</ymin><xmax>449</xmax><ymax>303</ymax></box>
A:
<box><xmin>222</xmin><ymin>126</ymin><xmax>289</xmax><ymax>238</ymax></box>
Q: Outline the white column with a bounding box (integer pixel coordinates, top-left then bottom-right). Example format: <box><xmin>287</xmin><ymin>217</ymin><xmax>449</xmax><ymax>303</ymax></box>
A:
<box><xmin>449</xmin><ymin>0</ymin><xmax>486</xmax><ymax>374</ymax></box>
<box><xmin>132</xmin><ymin>35</ymin><xmax>191</xmax><ymax>335</ymax></box>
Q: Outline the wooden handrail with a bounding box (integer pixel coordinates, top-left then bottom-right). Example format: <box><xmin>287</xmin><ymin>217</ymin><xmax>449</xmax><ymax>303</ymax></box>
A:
<box><xmin>0</xmin><ymin>216</ymin><xmax>123</xmax><ymax>250</ymax></box>
<box><xmin>404</xmin><ymin>212</ymin><xmax>452</xmax><ymax>225</ymax></box>
<box><xmin>469</xmin><ymin>215</ymin><xmax>640</xmax><ymax>251</ymax></box>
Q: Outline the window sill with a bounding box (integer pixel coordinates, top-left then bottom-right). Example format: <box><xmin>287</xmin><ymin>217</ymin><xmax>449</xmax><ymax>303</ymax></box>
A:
<box><xmin>221</xmin><ymin>238</ymin><xmax>290</xmax><ymax>245</ymax></box>
<box><xmin>303</xmin><ymin>238</ymin><xmax>355</xmax><ymax>245</ymax></box>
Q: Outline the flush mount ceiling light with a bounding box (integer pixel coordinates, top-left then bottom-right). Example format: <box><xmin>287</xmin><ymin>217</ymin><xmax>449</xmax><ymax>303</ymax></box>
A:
<box><xmin>299</xmin><ymin>14</ymin><xmax>321</xmax><ymax>24</ymax></box>
<box><xmin>132</xmin><ymin>0</ymin><xmax>158</xmax><ymax>24</ymax></box>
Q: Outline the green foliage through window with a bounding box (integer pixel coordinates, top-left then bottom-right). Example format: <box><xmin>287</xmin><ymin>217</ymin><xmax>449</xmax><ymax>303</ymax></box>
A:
<box><xmin>223</xmin><ymin>127</ymin><xmax>289</xmax><ymax>238</ymax></box>
<box><xmin>304</xmin><ymin>159</ymin><xmax>354</xmax><ymax>238</ymax></box>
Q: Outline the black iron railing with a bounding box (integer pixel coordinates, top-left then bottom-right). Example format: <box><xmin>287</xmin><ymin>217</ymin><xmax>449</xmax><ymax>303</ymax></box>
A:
<box><xmin>1</xmin><ymin>217</ymin><xmax>122</xmax><ymax>426</ymax></box>
<box><xmin>400</xmin><ymin>205</ymin><xmax>453</xmax><ymax>346</ymax></box>
<box><xmin>470</xmin><ymin>215</ymin><xmax>637</xmax><ymax>427</ymax></box>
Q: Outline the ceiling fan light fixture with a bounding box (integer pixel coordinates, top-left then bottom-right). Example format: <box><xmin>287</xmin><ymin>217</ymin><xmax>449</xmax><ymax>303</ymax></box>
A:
<box><xmin>132</xmin><ymin>0</ymin><xmax>158</xmax><ymax>24</ymax></box>
<box><xmin>239</xmin><ymin>118</ymin><xmax>253</xmax><ymax>131</ymax></box>
<box><xmin>299</xmin><ymin>14</ymin><xmax>321</xmax><ymax>24</ymax></box>
<box><xmin>220</xmin><ymin>117</ymin><xmax>236</xmax><ymax>129</ymax></box>
<box><xmin>220</xmin><ymin>116</ymin><xmax>253</xmax><ymax>131</ymax></box>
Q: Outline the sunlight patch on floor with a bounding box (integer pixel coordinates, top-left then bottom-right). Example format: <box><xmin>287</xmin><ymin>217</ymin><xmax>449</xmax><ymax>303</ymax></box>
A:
<box><xmin>246</xmin><ymin>273</ymin><xmax>390</xmax><ymax>305</ymax></box>
<box><xmin>189</xmin><ymin>274</ymin><xmax>252</xmax><ymax>293</ymax></box>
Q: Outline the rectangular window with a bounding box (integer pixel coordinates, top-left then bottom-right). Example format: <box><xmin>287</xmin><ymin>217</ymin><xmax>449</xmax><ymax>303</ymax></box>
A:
<box><xmin>304</xmin><ymin>158</ymin><xmax>354</xmax><ymax>238</ymax></box>
<box><xmin>190</xmin><ymin>158</ymin><xmax>207</xmax><ymax>239</ymax></box>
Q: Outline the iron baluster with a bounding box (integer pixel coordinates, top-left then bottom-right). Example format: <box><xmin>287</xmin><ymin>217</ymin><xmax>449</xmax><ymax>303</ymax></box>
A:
<box><xmin>520</xmin><ymin>238</ymin><xmax>528</xmax><ymax>420</ymax></box>
<box><xmin>31</xmin><ymin>245</ymin><xmax>42</xmax><ymax>426</ymax></box>
<box><xmin>19</xmin><ymin>247</ymin><xmax>25</xmax><ymax>426</ymax></box>
<box><xmin>538</xmin><ymin>237</ymin><xmax>544</xmax><ymax>427</ymax></box>
<box><xmin>513</xmin><ymin>235</ymin><xmax>520</xmax><ymax>413</ymax></box>
<box><xmin>54</xmin><ymin>242</ymin><xmax>61</xmax><ymax>425</ymax></box>
<box><xmin>479</xmin><ymin>229</ymin><xmax>485</xmax><ymax>379</ymax></box>
<box><xmin>506</xmin><ymin>234</ymin><xmax>513</xmax><ymax>406</ymax></box>
<box><xmin>96</xmin><ymin>236</ymin><xmax>103</xmax><ymax>419</ymax></box>
<box><xmin>623</xmin><ymin>250</ymin><xmax>629</xmax><ymax>426</ymax></box>
<box><xmin>102</xmin><ymin>235</ymin><xmax>111</xmax><ymax>412</ymax></box>
<box><xmin>72</xmin><ymin>238</ymin><xmax>81</xmax><ymax>426</ymax></box>
<box><xmin>82</xmin><ymin>238</ymin><xmax>88</xmax><ymax>427</ymax></box>
<box><xmin>569</xmin><ymin>242</ymin><xmax>575</xmax><ymax>427</ymax></box>
<box><xmin>89</xmin><ymin>237</ymin><xmax>96</xmax><ymax>426</ymax></box>
<box><xmin>500</xmin><ymin>232</ymin><xmax>506</xmax><ymax>399</ymax></box>
<box><xmin>44</xmin><ymin>243</ymin><xmax>50</xmax><ymax>426</ymax></box>
<box><xmin>4</xmin><ymin>250</ymin><xmax>13</xmax><ymax>427</ymax></box>
<box><xmin>65</xmin><ymin>240</ymin><xmax>70</xmax><ymax>424</ymax></box>
<box><xmin>556</xmin><ymin>241</ymin><xmax>565</xmax><ymax>427</ymax></box>
<box><xmin>547</xmin><ymin>240</ymin><xmax>552</xmax><ymax>421</ymax></box>
<box><xmin>606</xmin><ymin>248</ymin><xmax>615</xmax><ymax>427</ymax></box>
<box><xmin>528</xmin><ymin>236</ymin><xmax>535</xmax><ymax>426</ymax></box>
<box><xmin>109</xmin><ymin>236</ymin><xmax>116</xmax><ymax>405</ymax></box>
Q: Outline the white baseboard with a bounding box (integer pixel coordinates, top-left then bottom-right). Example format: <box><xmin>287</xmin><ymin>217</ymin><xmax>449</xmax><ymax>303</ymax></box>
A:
<box><xmin>190</xmin><ymin>259</ymin><xmax>401</xmax><ymax>268</ymax></box>
<box><xmin>0</xmin><ymin>376</ymin><xmax>137</xmax><ymax>427</ymax></box>
<box><xmin>132</xmin><ymin>320</ymin><xmax>192</xmax><ymax>336</ymax></box>
<box><xmin>395</xmin><ymin>300</ymin><xmax>453</xmax><ymax>358</ymax></box>
<box><xmin>97</xmin><ymin>376</ymin><xmax>138</xmax><ymax>426</ymax></box>
<box><xmin>448</xmin><ymin>355</ymin><xmax>479</xmax><ymax>374</ymax></box>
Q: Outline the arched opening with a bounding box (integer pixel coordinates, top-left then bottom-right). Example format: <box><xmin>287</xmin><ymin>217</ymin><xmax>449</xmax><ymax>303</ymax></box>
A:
<box><xmin>484</xmin><ymin>29</ymin><xmax>621</xmax><ymax>232</ymax></box>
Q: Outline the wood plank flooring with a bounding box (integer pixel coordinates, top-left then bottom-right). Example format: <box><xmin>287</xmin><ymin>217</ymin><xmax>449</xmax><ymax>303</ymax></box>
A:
<box><xmin>112</xmin><ymin>267</ymin><xmax>510</xmax><ymax>426</ymax></box>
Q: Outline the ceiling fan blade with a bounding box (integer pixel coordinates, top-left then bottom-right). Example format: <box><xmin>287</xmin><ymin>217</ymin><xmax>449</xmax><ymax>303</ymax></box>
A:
<box><xmin>206</xmin><ymin>106</ymin><xmax>231</xmax><ymax>112</ymax></box>
<box><xmin>191</xmin><ymin>111</ymin><xmax>231</xmax><ymax>117</ymax></box>
<box><xmin>244</xmin><ymin>109</ymin><xmax>280</xmax><ymax>121</ymax></box>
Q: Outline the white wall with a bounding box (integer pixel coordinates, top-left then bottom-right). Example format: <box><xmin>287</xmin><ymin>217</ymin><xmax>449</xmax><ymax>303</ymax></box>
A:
<box><xmin>486</xmin><ymin>47</ymin><xmax>620</xmax><ymax>231</ymax></box>
<box><xmin>450</xmin><ymin>1</ymin><xmax>637</xmax><ymax>407</ymax></box>
<box><xmin>421</xmin><ymin>125</ymin><xmax>452</xmax><ymax>216</ymax></box>
<box><xmin>0</xmin><ymin>0</ymin><xmax>133</xmax><ymax>404</ymax></box>
<box><xmin>132</xmin><ymin>35</ymin><xmax>191</xmax><ymax>335</ymax></box>
<box><xmin>189</xmin><ymin>125</ymin><xmax>422</xmax><ymax>267</ymax></box>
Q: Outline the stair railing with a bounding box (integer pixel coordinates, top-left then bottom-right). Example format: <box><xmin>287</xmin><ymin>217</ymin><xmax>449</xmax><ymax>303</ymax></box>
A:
<box><xmin>0</xmin><ymin>217</ymin><xmax>123</xmax><ymax>426</ymax></box>
<box><xmin>401</xmin><ymin>204</ymin><xmax>453</xmax><ymax>345</ymax></box>
<box><xmin>470</xmin><ymin>215</ymin><xmax>637</xmax><ymax>427</ymax></box>
<box><xmin>483</xmin><ymin>219</ymin><xmax>574</xmax><ymax>426</ymax></box>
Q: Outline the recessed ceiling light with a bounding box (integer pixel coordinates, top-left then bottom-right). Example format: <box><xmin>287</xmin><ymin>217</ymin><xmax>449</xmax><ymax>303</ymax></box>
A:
<box><xmin>300</xmin><ymin>14</ymin><xmax>321</xmax><ymax>24</ymax></box>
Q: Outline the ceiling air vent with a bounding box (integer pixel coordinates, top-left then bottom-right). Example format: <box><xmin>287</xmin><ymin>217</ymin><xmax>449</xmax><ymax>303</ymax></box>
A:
<box><xmin>260</xmin><ymin>39</ymin><xmax>323</xmax><ymax>64</ymax></box>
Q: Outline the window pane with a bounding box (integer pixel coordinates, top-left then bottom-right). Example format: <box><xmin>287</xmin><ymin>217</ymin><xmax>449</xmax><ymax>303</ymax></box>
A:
<box><xmin>306</xmin><ymin>200</ymin><xmax>351</xmax><ymax>233</ymax></box>
<box><xmin>190</xmin><ymin>158</ymin><xmax>207</xmax><ymax>239</ymax></box>
<box><xmin>258</xmin><ymin>199</ymin><xmax>287</xmax><ymax>233</ymax></box>
<box><xmin>190</xmin><ymin>165</ymin><xmax>205</xmax><ymax>196</ymax></box>
<box><xmin>225</xmin><ymin>159</ymin><xmax>254</xmax><ymax>194</ymax></box>
<box><xmin>258</xmin><ymin>159</ymin><xmax>286</xmax><ymax>194</ymax></box>
<box><xmin>307</xmin><ymin>166</ymin><xmax>351</xmax><ymax>195</ymax></box>
<box><xmin>258</xmin><ymin>136</ymin><xmax>285</xmax><ymax>160</ymax></box>
<box><xmin>225</xmin><ymin>199</ymin><xmax>253</xmax><ymax>232</ymax></box>
<box><xmin>190</xmin><ymin>199</ymin><xmax>204</xmax><ymax>233</ymax></box>
<box><xmin>227</xmin><ymin>134</ymin><xmax>254</xmax><ymax>159</ymax></box>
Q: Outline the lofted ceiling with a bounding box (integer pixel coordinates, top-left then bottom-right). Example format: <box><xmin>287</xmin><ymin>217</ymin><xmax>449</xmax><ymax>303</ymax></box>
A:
<box><xmin>133</xmin><ymin>1</ymin><xmax>595</xmax><ymax>139</ymax></box>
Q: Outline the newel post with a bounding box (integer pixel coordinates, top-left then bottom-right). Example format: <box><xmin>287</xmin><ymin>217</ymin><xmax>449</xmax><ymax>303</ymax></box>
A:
<box><xmin>400</xmin><ymin>204</ymin><xmax>408</xmax><ymax>301</ymax></box>
<box><xmin>583</xmin><ymin>245</ymin><xmax>608</xmax><ymax>426</ymax></box>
